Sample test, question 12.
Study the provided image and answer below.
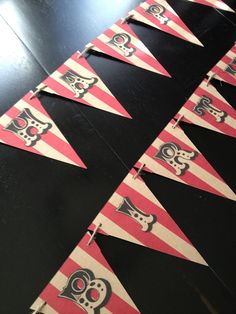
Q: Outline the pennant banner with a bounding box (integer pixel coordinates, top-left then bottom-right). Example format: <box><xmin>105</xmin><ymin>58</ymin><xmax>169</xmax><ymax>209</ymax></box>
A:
<box><xmin>207</xmin><ymin>43</ymin><xmax>236</xmax><ymax>87</ymax></box>
<box><xmin>175</xmin><ymin>79</ymin><xmax>236</xmax><ymax>138</ymax></box>
<box><xmin>90</xmin><ymin>18</ymin><xmax>171</xmax><ymax>76</ymax></box>
<box><xmin>184</xmin><ymin>0</ymin><xmax>235</xmax><ymax>12</ymax></box>
<box><xmin>135</xmin><ymin>119</ymin><xmax>236</xmax><ymax>201</ymax></box>
<box><xmin>129</xmin><ymin>0</ymin><xmax>203</xmax><ymax>46</ymax></box>
<box><xmin>31</xmin><ymin>232</ymin><xmax>140</xmax><ymax>314</ymax></box>
<box><xmin>89</xmin><ymin>168</ymin><xmax>207</xmax><ymax>265</ymax></box>
<box><xmin>40</xmin><ymin>51</ymin><xmax>131</xmax><ymax>118</ymax></box>
<box><xmin>0</xmin><ymin>92</ymin><xmax>86</xmax><ymax>168</ymax></box>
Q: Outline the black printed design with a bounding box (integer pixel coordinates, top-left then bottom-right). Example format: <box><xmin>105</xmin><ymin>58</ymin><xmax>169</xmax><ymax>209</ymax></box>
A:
<box><xmin>59</xmin><ymin>268</ymin><xmax>112</xmax><ymax>314</ymax></box>
<box><xmin>145</xmin><ymin>4</ymin><xmax>170</xmax><ymax>25</ymax></box>
<box><xmin>117</xmin><ymin>197</ymin><xmax>157</xmax><ymax>232</ymax></box>
<box><xmin>193</xmin><ymin>95</ymin><xmax>228</xmax><ymax>123</ymax></box>
<box><xmin>61</xmin><ymin>70</ymin><xmax>98</xmax><ymax>98</ymax></box>
<box><xmin>155</xmin><ymin>142</ymin><xmax>198</xmax><ymax>176</ymax></box>
<box><xmin>224</xmin><ymin>57</ymin><xmax>236</xmax><ymax>77</ymax></box>
<box><xmin>4</xmin><ymin>108</ymin><xmax>52</xmax><ymax>147</ymax></box>
<box><xmin>108</xmin><ymin>33</ymin><xmax>136</xmax><ymax>57</ymax></box>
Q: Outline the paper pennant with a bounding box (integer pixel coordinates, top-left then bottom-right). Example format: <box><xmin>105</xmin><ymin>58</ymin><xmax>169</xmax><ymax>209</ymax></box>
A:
<box><xmin>89</xmin><ymin>169</ymin><xmax>207</xmax><ymax>265</ymax></box>
<box><xmin>175</xmin><ymin>79</ymin><xmax>236</xmax><ymax>138</ymax></box>
<box><xmin>30</xmin><ymin>232</ymin><xmax>140</xmax><ymax>314</ymax></box>
<box><xmin>41</xmin><ymin>51</ymin><xmax>131</xmax><ymax>118</ymax></box>
<box><xmin>0</xmin><ymin>92</ymin><xmax>86</xmax><ymax>168</ymax></box>
<box><xmin>207</xmin><ymin>43</ymin><xmax>236</xmax><ymax>87</ymax></box>
<box><xmin>184</xmin><ymin>0</ymin><xmax>235</xmax><ymax>12</ymax></box>
<box><xmin>135</xmin><ymin>119</ymin><xmax>236</xmax><ymax>201</ymax></box>
<box><xmin>129</xmin><ymin>0</ymin><xmax>203</xmax><ymax>46</ymax></box>
<box><xmin>90</xmin><ymin>18</ymin><xmax>171</xmax><ymax>76</ymax></box>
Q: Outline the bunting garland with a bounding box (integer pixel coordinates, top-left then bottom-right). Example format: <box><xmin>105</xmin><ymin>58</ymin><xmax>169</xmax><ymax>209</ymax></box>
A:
<box><xmin>89</xmin><ymin>168</ymin><xmax>207</xmax><ymax>265</ymax></box>
<box><xmin>184</xmin><ymin>0</ymin><xmax>235</xmax><ymax>12</ymax></box>
<box><xmin>207</xmin><ymin>43</ymin><xmax>236</xmax><ymax>87</ymax></box>
<box><xmin>129</xmin><ymin>0</ymin><xmax>203</xmax><ymax>46</ymax></box>
<box><xmin>175</xmin><ymin>79</ymin><xmax>236</xmax><ymax>138</ymax></box>
<box><xmin>0</xmin><ymin>92</ymin><xmax>86</xmax><ymax>168</ymax></box>
<box><xmin>90</xmin><ymin>18</ymin><xmax>171</xmax><ymax>76</ymax></box>
<box><xmin>40</xmin><ymin>51</ymin><xmax>132</xmax><ymax>118</ymax></box>
<box><xmin>30</xmin><ymin>232</ymin><xmax>140</xmax><ymax>314</ymax></box>
<box><xmin>2</xmin><ymin>2</ymin><xmax>236</xmax><ymax>312</ymax></box>
<box><xmin>134</xmin><ymin>119</ymin><xmax>236</xmax><ymax>201</ymax></box>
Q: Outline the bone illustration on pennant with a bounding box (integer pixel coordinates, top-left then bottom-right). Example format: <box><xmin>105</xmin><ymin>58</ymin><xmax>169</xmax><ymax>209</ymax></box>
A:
<box><xmin>4</xmin><ymin>108</ymin><xmax>52</xmax><ymax>147</ymax></box>
<box><xmin>193</xmin><ymin>95</ymin><xmax>228</xmax><ymax>123</ymax></box>
<box><xmin>60</xmin><ymin>70</ymin><xmax>98</xmax><ymax>98</ymax></box>
<box><xmin>108</xmin><ymin>33</ymin><xmax>136</xmax><ymax>57</ymax></box>
<box><xmin>59</xmin><ymin>268</ymin><xmax>112</xmax><ymax>314</ymax></box>
<box><xmin>155</xmin><ymin>142</ymin><xmax>198</xmax><ymax>176</ymax></box>
<box><xmin>225</xmin><ymin>57</ymin><xmax>236</xmax><ymax>77</ymax></box>
<box><xmin>116</xmin><ymin>197</ymin><xmax>157</xmax><ymax>232</ymax></box>
<box><xmin>145</xmin><ymin>4</ymin><xmax>170</xmax><ymax>25</ymax></box>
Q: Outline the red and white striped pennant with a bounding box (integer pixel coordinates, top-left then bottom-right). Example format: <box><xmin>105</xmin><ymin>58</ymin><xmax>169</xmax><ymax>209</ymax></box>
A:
<box><xmin>0</xmin><ymin>92</ymin><xmax>86</xmax><ymax>168</ymax></box>
<box><xmin>40</xmin><ymin>51</ymin><xmax>131</xmax><ymax>118</ymax></box>
<box><xmin>207</xmin><ymin>43</ymin><xmax>236</xmax><ymax>87</ymax></box>
<box><xmin>89</xmin><ymin>169</ymin><xmax>207</xmax><ymax>265</ymax></box>
<box><xmin>134</xmin><ymin>119</ymin><xmax>236</xmax><ymax>201</ymax></box>
<box><xmin>175</xmin><ymin>79</ymin><xmax>236</xmax><ymax>138</ymax></box>
<box><xmin>128</xmin><ymin>0</ymin><xmax>203</xmax><ymax>46</ymax></box>
<box><xmin>184</xmin><ymin>0</ymin><xmax>235</xmax><ymax>12</ymax></box>
<box><xmin>30</xmin><ymin>232</ymin><xmax>140</xmax><ymax>314</ymax></box>
<box><xmin>90</xmin><ymin>18</ymin><xmax>171</xmax><ymax>76</ymax></box>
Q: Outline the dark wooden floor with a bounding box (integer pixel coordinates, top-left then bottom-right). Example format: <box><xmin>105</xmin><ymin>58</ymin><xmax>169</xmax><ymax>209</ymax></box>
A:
<box><xmin>0</xmin><ymin>1</ymin><xmax>235</xmax><ymax>313</ymax></box>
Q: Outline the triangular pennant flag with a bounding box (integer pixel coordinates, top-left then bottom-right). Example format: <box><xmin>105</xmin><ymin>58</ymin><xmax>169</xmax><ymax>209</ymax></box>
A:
<box><xmin>30</xmin><ymin>232</ymin><xmax>140</xmax><ymax>314</ymax></box>
<box><xmin>184</xmin><ymin>0</ymin><xmax>235</xmax><ymax>12</ymax></box>
<box><xmin>207</xmin><ymin>43</ymin><xmax>236</xmax><ymax>87</ymax></box>
<box><xmin>90</xmin><ymin>18</ymin><xmax>171</xmax><ymax>76</ymax></box>
<box><xmin>175</xmin><ymin>79</ymin><xmax>236</xmax><ymax>138</ymax></box>
<box><xmin>41</xmin><ymin>51</ymin><xmax>131</xmax><ymax>118</ymax></box>
<box><xmin>129</xmin><ymin>0</ymin><xmax>203</xmax><ymax>46</ymax></box>
<box><xmin>89</xmin><ymin>169</ymin><xmax>207</xmax><ymax>265</ymax></box>
<box><xmin>0</xmin><ymin>92</ymin><xmax>86</xmax><ymax>168</ymax></box>
<box><xmin>134</xmin><ymin>119</ymin><xmax>236</xmax><ymax>201</ymax></box>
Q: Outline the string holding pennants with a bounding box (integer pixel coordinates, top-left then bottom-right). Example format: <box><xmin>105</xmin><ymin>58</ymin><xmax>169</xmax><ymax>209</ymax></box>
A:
<box><xmin>88</xmin><ymin>168</ymin><xmax>207</xmax><ymax>265</ymax></box>
<box><xmin>30</xmin><ymin>232</ymin><xmax>140</xmax><ymax>314</ymax></box>
<box><xmin>183</xmin><ymin>0</ymin><xmax>235</xmax><ymax>12</ymax></box>
<box><xmin>175</xmin><ymin>78</ymin><xmax>236</xmax><ymax>138</ymax></box>
<box><xmin>128</xmin><ymin>0</ymin><xmax>203</xmax><ymax>46</ymax></box>
<box><xmin>39</xmin><ymin>51</ymin><xmax>132</xmax><ymax>119</ymax></box>
<box><xmin>207</xmin><ymin>43</ymin><xmax>236</xmax><ymax>87</ymax></box>
<box><xmin>0</xmin><ymin>92</ymin><xmax>86</xmax><ymax>168</ymax></box>
<box><xmin>134</xmin><ymin>119</ymin><xmax>236</xmax><ymax>201</ymax></box>
<box><xmin>89</xmin><ymin>18</ymin><xmax>171</xmax><ymax>76</ymax></box>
